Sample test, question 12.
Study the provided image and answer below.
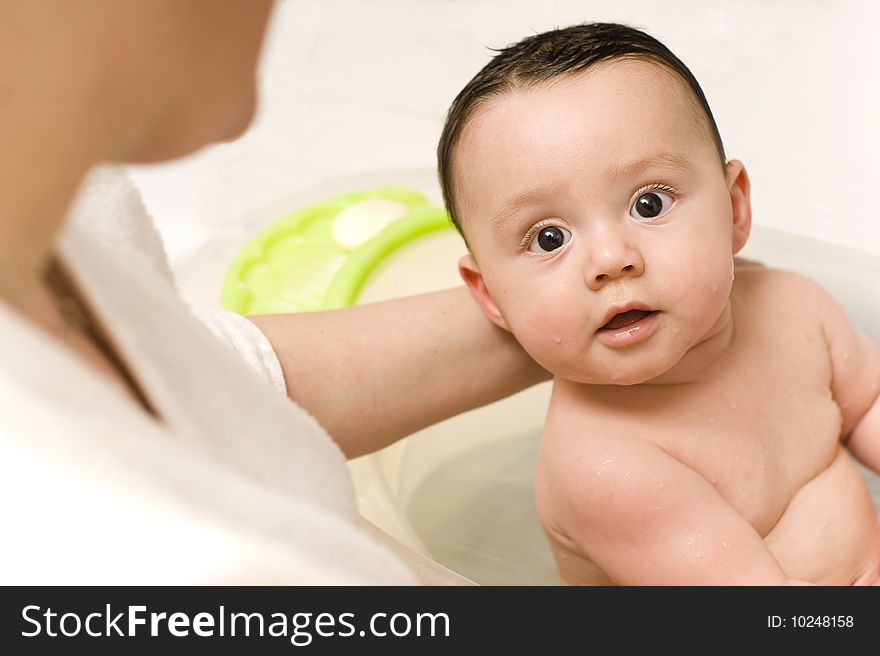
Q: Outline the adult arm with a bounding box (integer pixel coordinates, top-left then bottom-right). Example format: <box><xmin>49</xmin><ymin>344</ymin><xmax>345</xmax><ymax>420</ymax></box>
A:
<box><xmin>248</xmin><ymin>286</ymin><xmax>548</xmax><ymax>458</ymax></box>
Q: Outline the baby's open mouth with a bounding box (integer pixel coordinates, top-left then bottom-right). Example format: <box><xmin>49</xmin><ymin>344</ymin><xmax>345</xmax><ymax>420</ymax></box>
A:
<box><xmin>599</xmin><ymin>309</ymin><xmax>657</xmax><ymax>331</ymax></box>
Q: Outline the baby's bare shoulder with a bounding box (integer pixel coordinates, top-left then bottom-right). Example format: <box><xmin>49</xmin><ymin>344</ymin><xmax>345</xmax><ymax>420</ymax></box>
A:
<box><xmin>735</xmin><ymin>264</ymin><xmax>823</xmax><ymax>293</ymax></box>
<box><xmin>538</xmin><ymin>425</ymin><xmax>686</xmax><ymax>522</ymax></box>
<box><xmin>734</xmin><ymin>265</ymin><xmax>835</xmax><ymax>318</ymax></box>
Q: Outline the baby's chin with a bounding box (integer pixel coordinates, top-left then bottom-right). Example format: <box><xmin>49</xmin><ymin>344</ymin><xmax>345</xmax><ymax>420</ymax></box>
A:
<box><xmin>545</xmin><ymin>349</ymin><xmax>686</xmax><ymax>386</ymax></box>
<box><xmin>563</xmin><ymin>368</ymin><xmax>666</xmax><ymax>386</ymax></box>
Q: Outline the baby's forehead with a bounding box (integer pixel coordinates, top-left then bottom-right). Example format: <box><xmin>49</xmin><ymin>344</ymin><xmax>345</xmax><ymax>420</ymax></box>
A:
<box><xmin>456</xmin><ymin>61</ymin><xmax>713</xmax><ymax>189</ymax></box>
<box><xmin>471</xmin><ymin>59</ymin><xmax>709</xmax><ymax>147</ymax></box>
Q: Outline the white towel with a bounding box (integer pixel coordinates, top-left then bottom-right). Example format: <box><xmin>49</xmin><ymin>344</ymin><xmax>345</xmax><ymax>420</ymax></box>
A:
<box><xmin>0</xmin><ymin>166</ymin><xmax>418</xmax><ymax>584</ymax></box>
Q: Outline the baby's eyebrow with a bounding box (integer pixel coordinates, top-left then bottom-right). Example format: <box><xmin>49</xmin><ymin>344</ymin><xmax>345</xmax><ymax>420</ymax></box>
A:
<box><xmin>490</xmin><ymin>185</ymin><xmax>557</xmax><ymax>236</ymax></box>
<box><xmin>609</xmin><ymin>152</ymin><xmax>693</xmax><ymax>180</ymax></box>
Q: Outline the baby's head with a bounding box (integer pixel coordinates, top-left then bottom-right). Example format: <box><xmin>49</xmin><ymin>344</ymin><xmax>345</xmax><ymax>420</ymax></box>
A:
<box><xmin>438</xmin><ymin>23</ymin><xmax>752</xmax><ymax>385</ymax></box>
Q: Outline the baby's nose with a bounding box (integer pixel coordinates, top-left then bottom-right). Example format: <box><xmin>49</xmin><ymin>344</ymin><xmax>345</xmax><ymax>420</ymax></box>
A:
<box><xmin>584</xmin><ymin>238</ymin><xmax>645</xmax><ymax>291</ymax></box>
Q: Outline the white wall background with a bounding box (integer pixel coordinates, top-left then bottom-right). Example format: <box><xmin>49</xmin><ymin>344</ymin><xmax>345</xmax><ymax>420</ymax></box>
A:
<box><xmin>129</xmin><ymin>0</ymin><xmax>880</xmax><ymax>265</ymax></box>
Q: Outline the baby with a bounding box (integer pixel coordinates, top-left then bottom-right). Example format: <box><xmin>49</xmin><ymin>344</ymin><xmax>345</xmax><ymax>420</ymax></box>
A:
<box><xmin>437</xmin><ymin>23</ymin><xmax>880</xmax><ymax>585</ymax></box>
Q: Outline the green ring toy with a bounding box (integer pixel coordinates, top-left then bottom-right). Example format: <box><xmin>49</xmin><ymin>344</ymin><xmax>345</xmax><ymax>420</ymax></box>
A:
<box><xmin>322</xmin><ymin>205</ymin><xmax>453</xmax><ymax>309</ymax></box>
<box><xmin>221</xmin><ymin>187</ymin><xmax>453</xmax><ymax>314</ymax></box>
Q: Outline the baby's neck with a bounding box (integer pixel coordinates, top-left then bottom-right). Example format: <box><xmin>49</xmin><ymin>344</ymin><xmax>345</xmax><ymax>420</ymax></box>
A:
<box><xmin>645</xmin><ymin>300</ymin><xmax>736</xmax><ymax>385</ymax></box>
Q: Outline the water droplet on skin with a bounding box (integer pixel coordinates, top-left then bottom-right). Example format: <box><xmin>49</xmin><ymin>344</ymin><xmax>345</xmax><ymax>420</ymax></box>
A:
<box><xmin>721</xmin><ymin>541</ymin><xmax>731</xmax><ymax>549</ymax></box>
<box><xmin>552</xmin><ymin>335</ymin><xmax>562</xmax><ymax>344</ymax></box>
<box><xmin>710</xmin><ymin>478</ymin><xmax>718</xmax><ymax>485</ymax></box>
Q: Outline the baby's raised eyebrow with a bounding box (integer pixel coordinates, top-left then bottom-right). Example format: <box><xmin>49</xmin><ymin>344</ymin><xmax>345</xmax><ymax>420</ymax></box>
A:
<box><xmin>609</xmin><ymin>151</ymin><xmax>694</xmax><ymax>180</ymax></box>
<box><xmin>490</xmin><ymin>185</ymin><xmax>558</xmax><ymax>235</ymax></box>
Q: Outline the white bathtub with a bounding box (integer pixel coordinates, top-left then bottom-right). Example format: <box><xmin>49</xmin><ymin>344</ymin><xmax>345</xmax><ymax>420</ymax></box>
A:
<box><xmin>175</xmin><ymin>170</ymin><xmax>880</xmax><ymax>586</ymax></box>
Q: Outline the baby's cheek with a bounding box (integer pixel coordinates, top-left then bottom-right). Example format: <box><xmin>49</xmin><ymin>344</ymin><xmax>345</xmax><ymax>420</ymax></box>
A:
<box><xmin>508</xmin><ymin>307</ymin><xmax>578</xmax><ymax>376</ymax></box>
<box><xmin>689</xmin><ymin>253</ymin><xmax>734</xmax><ymax>322</ymax></box>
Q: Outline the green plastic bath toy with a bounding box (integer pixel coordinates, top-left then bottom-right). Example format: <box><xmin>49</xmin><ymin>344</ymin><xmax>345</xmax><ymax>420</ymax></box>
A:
<box><xmin>221</xmin><ymin>187</ymin><xmax>453</xmax><ymax>314</ymax></box>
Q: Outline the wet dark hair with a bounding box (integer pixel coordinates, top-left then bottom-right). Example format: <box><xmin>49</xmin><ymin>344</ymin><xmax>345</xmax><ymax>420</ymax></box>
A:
<box><xmin>437</xmin><ymin>22</ymin><xmax>726</xmax><ymax>235</ymax></box>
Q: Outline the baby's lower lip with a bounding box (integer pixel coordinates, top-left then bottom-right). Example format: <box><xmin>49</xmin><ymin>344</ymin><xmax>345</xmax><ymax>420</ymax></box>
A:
<box><xmin>596</xmin><ymin>311</ymin><xmax>660</xmax><ymax>348</ymax></box>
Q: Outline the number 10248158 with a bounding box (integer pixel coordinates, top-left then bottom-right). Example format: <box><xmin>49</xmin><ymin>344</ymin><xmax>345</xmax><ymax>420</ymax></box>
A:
<box><xmin>767</xmin><ymin>615</ymin><xmax>854</xmax><ymax>629</ymax></box>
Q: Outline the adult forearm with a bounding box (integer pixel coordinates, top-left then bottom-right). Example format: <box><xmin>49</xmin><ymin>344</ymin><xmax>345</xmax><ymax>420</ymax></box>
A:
<box><xmin>248</xmin><ymin>286</ymin><xmax>548</xmax><ymax>458</ymax></box>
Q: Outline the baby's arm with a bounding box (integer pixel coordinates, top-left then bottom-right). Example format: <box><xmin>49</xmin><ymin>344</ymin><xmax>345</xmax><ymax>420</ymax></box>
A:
<box><xmin>547</xmin><ymin>434</ymin><xmax>809</xmax><ymax>585</ymax></box>
<box><xmin>812</xmin><ymin>279</ymin><xmax>880</xmax><ymax>474</ymax></box>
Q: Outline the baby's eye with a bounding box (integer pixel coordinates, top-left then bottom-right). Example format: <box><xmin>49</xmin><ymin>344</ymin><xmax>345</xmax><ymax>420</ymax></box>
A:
<box><xmin>527</xmin><ymin>225</ymin><xmax>572</xmax><ymax>253</ymax></box>
<box><xmin>630</xmin><ymin>190</ymin><xmax>674</xmax><ymax>220</ymax></box>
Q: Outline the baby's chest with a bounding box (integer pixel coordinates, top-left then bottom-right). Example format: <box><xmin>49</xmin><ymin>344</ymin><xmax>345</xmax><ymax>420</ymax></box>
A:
<box><xmin>648</xmin><ymin>347</ymin><xmax>842</xmax><ymax>531</ymax></box>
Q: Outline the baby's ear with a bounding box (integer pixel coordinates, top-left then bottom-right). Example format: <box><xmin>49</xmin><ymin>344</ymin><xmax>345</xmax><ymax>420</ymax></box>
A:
<box><xmin>458</xmin><ymin>254</ymin><xmax>510</xmax><ymax>331</ymax></box>
<box><xmin>726</xmin><ymin>159</ymin><xmax>752</xmax><ymax>254</ymax></box>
